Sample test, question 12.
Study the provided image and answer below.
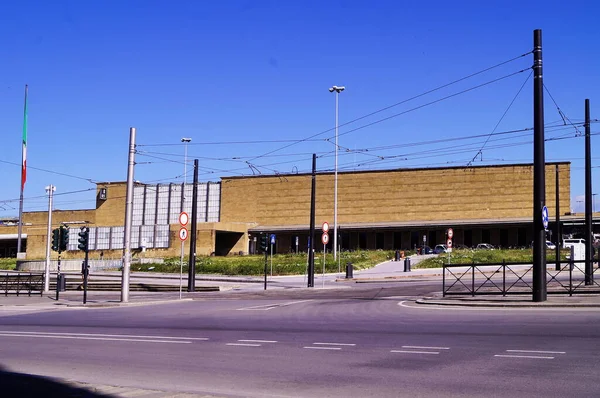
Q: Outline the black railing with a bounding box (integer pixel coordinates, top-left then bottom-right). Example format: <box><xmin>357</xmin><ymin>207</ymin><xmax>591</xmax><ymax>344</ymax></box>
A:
<box><xmin>443</xmin><ymin>258</ymin><xmax>600</xmax><ymax>297</ymax></box>
<box><xmin>1</xmin><ymin>272</ymin><xmax>44</xmax><ymax>296</ymax></box>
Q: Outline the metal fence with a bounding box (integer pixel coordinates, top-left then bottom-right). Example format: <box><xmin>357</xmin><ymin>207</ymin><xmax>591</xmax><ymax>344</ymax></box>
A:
<box><xmin>443</xmin><ymin>258</ymin><xmax>600</xmax><ymax>297</ymax></box>
<box><xmin>1</xmin><ymin>272</ymin><xmax>44</xmax><ymax>296</ymax></box>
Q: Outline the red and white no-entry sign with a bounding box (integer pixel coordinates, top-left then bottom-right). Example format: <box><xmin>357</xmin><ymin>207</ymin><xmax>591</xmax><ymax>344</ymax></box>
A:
<box><xmin>179</xmin><ymin>227</ymin><xmax>188</xmax><ymax>241</ymax></box>
<box><xmin>447</xmin><ymin>238</ymin><xmax>453</xmax><ymax>248</ymax></box>
<box><xmin>322</xmin><ymin>222</ymin><xmax>329</xmax><ymax>233</ymax></box>
<box><xmin>322</xmin><ymin>232</ymin><xmax>329</xmax><ymax>245</ymax></box>
<box><xmin>179</xmin><ymin>212</ymin><xmax>189</xmax><ymax>226</ymax></box>
<box><xmin>447</xmin><ymin>228</ymin><xmax>454</xmax><ymax>239</ymax></box>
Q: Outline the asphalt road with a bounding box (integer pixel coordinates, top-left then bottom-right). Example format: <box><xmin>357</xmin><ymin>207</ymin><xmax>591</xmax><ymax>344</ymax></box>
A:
<box><xmin>1</xmin><ymin>282</ymin><xmax>599</xmax><ymax>397</ymax></box>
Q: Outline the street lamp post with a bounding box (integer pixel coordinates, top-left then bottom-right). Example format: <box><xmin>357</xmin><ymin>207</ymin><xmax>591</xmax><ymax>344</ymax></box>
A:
<box><xmin>180</xmin><ymin>137</ymin><xmax>191</xmax><ymax>299</ymax></box>
<box><xmin>328</xmin><ymin>85</ymin><xmax>345</xmax><ymax>261</ymax></box>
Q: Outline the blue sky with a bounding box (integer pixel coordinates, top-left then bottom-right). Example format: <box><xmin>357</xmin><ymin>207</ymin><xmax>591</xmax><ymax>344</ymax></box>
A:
<box><xmin>1</xmin><ymin>0</ymin><xmax>599</xmax><ymax>217</ymax></box>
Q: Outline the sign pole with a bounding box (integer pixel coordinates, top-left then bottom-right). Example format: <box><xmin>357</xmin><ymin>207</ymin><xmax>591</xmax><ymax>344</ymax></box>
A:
<box><xmin>323</xmin><ymin>244</ymin><xmax>326</xmax><ymax>288</ymax></box>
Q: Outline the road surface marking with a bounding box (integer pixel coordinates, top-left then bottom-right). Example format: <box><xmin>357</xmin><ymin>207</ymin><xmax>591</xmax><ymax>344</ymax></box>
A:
<box><xmin>0</xmin><ymin>333</ymin><xmax>190</xmax><ymax>344</ymax></box>
<box><xmin>495</xmin><ymin>354</ymin><xmax>554</xmax><ymax>359</ymax></box>
<box><xmin>402</xmin><ymin>345</ymin><xmax>449</xmax><ymax>350</ymax></box>
<box><xmin>0</xmin><ymin>330</ymin><xmax>209</xmax><ymax>341</ymax></box>
<box><xmin>313</xmin><ymin>342</ymin><xmax>356</xmax><ymax>346</ymax></box>
<box><xmin>506</xmin><ymin>350</ymin><xmax>565</xmax><ymax>354</ymax></box>
<box><xmin>226</xmin><ymin>343</ymin><xmax>261</xmax><ymax>347</ymax></box>
<box><xmin>391</xmin><ymin>350</ymin><xmax>439</xmax><ymax>355</ymax></box>
<box><xmin>238</xmin><ymin>339</ymin><xmax>278</xmax><ymax>343</ymax></box>
<box><xmin>304</xmin><ymin>346</ymin><xmax>342</xmax><ymax>350</ymax></box>
<box><xmin>236</xmin><ymin>300</ymin><xmax>312</xmax><ymax>311</ymax></box>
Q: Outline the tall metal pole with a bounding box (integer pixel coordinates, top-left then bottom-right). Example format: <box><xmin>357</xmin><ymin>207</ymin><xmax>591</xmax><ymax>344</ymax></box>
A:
<box><xmin>555</xmin><ymin>165</ymin><xmax>560</xmax><ymax>271</ymax></box>
<box><xmin>187</xmin><ymin>159</ymin><xmax>199</xmax><ymax>292</ymax></box>
<box><xmin>532</xmin><ymin>29</ymin><xmax>547</xmax><ymax>302</ymax></box>
<box><xmin>308</xmin><ymin>154</ymin><xmax>316</xmax><ymax>288</ymax></box>
<box><xmin>180</xmin><ymin>138</ymin><xmax>191</xmax><ymax>299</ymax></box>
<box><xmin>17</xmin><ymin>84</ymin><xmax>28</xmax><ymax>255</ymax></box>
<box><xmin>333</xmin><ymin>91</ymin><xmax>339</xmax><ymax>261</ymax></box>
<box><xmin>44</xmin><ymin>185</ymin><xmax>55</xmax><ymax>293</ymax></box>
<box><xmin>121</xmin><ymin>127</ymin><xmax>136</xmax><ymax>303</ymax></box>
<box><xmin>585</xmin><ymin>99</ymin><xmax>593</xmax><ymax>285</ymax></box>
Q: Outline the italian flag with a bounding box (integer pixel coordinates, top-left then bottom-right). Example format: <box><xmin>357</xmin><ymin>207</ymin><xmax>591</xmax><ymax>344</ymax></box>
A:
<box><xmin>21</xmin><ymin>85</ymin><xmax>28</xmax><ymax>191</ymax></box>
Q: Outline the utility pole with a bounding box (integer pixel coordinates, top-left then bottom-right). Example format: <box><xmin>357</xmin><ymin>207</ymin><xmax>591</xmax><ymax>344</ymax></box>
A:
<box><xmin>555</xmin><ymin>165</ymin><xmax>560</xmax><ymax>271</ymax></box>
<box><xmin>585</xmin><ymin>99</ymin><xmax>593</xmax><ymax>285</ymax></box>
<box><xmin>532</xmin><ymin>29</ymin><xmax>547</xmax><ymax>302</ymax></box>
<box><xmin>44</xmin><ymin>185</ymin><xmax>55</xmax><ymax>293</ymax></box>
<box><xmin>308</xmin><ymin>154</ymin><xmax>316</xmax><ymax>288</ymax></box>
<box><xmin>187</xmin><ymin>159</ymin><xmax>199</xmax><ymax>292</ymax></box>
<box><xmin>121</xmin><ymin>127</ymin><xmax>136</xmax><ymax>303</ymax></box>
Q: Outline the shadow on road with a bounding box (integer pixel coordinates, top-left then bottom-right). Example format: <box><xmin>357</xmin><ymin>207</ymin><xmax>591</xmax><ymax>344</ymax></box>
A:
<box><xmin>0</xmin><ymin>365</ymin><xmax>114</xmax><ymax>398</ymax></box>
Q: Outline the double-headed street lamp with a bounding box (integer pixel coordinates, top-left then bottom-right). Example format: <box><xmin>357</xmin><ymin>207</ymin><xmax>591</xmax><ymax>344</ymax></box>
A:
<box><xmin>329</xmin><ymin>85</ymin><xmax>345</xmax><ymax>260</ymax></box>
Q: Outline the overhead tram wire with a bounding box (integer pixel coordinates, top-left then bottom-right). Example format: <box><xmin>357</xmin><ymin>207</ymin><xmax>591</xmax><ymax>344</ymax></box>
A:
<box><xmin>332</xmin><ymin>68</ymin><xmax>531</xmax><ymax>142</ymax></box>
<box><xmin>543</xmin><ymin>83</ymin><xmax>583</xmax><ymax>136</ymax></box>
<box><xmin>245</xmin><ymin>53</ymin><xmax>532</xmax><ymax>162</ymax></box>
<box><xmin>467</xmin><ymin>71</ymin><xmax>532</xmax><ymax>166</ymax></box>
<box><xmin>0</xmin><ymin>159</ymin><xmax>98</xmax><ymax>184</ymax></box>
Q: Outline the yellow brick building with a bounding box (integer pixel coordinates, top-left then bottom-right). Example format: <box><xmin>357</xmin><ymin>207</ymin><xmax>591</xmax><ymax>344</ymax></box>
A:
<box><xmin>0</xmin><ymin>162</ymin><xmax>572</xmax><ymax>259</ymax></box>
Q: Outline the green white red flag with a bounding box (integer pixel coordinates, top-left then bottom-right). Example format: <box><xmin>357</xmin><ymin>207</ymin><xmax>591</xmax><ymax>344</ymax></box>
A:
<box><xmin>21</xmin><ymin>85</ymin><xmax>28</xmax><ymax>191</ymax></box>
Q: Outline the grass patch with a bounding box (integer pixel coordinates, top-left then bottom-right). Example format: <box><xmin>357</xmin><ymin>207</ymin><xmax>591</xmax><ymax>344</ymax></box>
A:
<box><xmin>415</xmin><ymin>248</ymin><xmax>570</xmax><ymax>269</ymax></box>
<box><xmin>131</xmin><ymin>250</ymin><xmax>399</xmax><ymax>276</ymax></box>
<box><xmin>0</xmin><ymin>258</ymin><xmax>17</xmax><ymax>270</ymax></box>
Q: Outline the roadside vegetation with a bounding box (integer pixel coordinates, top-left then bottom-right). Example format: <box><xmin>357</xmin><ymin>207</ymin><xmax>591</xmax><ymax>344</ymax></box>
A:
<box><xmin>0</xmin><ymin>258</ymin><xmax>17</xmax><ymax>270</ymax></box>
<box><xmin>2</xmin><ymin>248</ymin><xmax>570</xmax><ymax>275</ymax></box>
<box><xmin>415</xmin><ymin>248</ymin><xmax>569</xmax><ymax>268</ymax></box>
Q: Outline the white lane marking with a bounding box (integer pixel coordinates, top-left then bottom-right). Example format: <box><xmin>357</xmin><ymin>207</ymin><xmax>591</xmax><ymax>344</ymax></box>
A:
<box><xmin>402</xmin><ymin>345</ymin><xmax>449</xmax><ymax>350</ymax></box>
<box><xmin>304</xmin><ymin>346</ymin><xmax>342</xmax><ymax>350</ymax></box>
<box><xmin>238</xmin><ymin>339</ymin><xmax>278</xmax><ymax>343</ymax></box>
<box><xmin>0</xmin><ymin>333</ymin><xmax>190</xmax><ymax>344</ymax></box>
<box><xmin>0</xmin><ymin>330</ymin><xmax>208</xmax><ymax>341</ymax></box>
<box><xmin>495</xmin><ymin>354</ymin><xmax>554</xmax><ymax>359</ymax></box>
<box><xmin>226</xmin><ymin>343</ymin><xmax>261</xmax><ymax>347</ymax></box>
<box><xmin>506</xmin><ymin>350</ymin><xmax>565</xmax><ymax>354</ymax></box>
<box><xmin>313</xmin><ymin>342</ymin><xmax>356</xmax><ymax>346</ymax></box>
<box><xmin>236</xmin><ymin>300</ymin><xmax>312</xmax><ymax>311</ymax></box>
<box><xmin>391</xmin><ymin>350</ymin><xmax>439</xmax><ymax>355</ymax></box>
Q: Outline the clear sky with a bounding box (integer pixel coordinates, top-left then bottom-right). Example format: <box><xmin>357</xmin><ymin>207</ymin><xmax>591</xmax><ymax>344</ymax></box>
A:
<box><xmin>1</xmin><ymin>0</ymin><xmax>599</xmax><ymax>217</ymax></box>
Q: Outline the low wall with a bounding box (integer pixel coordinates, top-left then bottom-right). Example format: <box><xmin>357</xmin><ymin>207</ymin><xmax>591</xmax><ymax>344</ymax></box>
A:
<box><xmin>17</xmin><ymin>258</ymin><xmax>164</xmax><ymax>272</ymax></box>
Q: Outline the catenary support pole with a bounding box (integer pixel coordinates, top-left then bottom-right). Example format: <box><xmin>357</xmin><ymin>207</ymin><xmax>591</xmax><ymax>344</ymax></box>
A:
<box><xmin>121</xmin><ymin>127</ymin><xmax>136</xmax><ymax>303</ymax></box>
<box><xmin>308</xmin><ymin>154</ymin><xmax>316</xmax><ymax>288</ymax></box>
<box><xmin>585</xmin><ymin>99</ymin><xmax>593</xmax><ymax>285</ymax></box>
<box><xmin>187</xmin><ymin>159</ymin><xmax>199</xmax><ymax>292</ymax></box>
<box><xmin>555</xmin><ymin>165</ymin><xmax>561</xmax><ymax>271</ymax></box>
<box><xmin>44</xmin><ymin>185</ymin><xmax>55</xmax><ymax>293</ymax></box>
<box><xmin>532</xmin><ymin>29</ymin><xmax>547</xmax><ymax>302</ymax></box>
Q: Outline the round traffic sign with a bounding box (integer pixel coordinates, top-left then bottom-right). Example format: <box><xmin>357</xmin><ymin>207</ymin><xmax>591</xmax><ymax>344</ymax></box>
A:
<box><xmin>179</xmin><ymin>227</ymin><xmax>188</xmax><ymax>241</ymax></box>
<box><xmin>322</xmin><ymin>232</ymin><xmax>329</xmax><ymax>245</ymax></box>
<box><xmin>447</xmin><ymin>228</ymin><xmax>454</xmax><ymax>239</ymax></box>
<box><xmin>179</xmin><ymin>212</ymin><xmax>189</xmax><ymax>226</ymax></box>
<box><xmin>541</xmin><ymin>206</ymin><xmax>549</xmax><ymax>230</ymax></box>
<box><xmin>447</xmin><ymin>238</ymin><xmax>453</xmax><ymax>248</ymax></box>
<box><xmin>322</xmin><ymin>222</ymin><xmax>329</xmax><ymax>233</ymax></box>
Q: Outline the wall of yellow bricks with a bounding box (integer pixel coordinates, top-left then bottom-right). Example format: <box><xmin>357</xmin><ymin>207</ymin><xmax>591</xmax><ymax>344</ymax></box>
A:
<box><xmin>220</xmin><ymin>163</ymin><xmax>571</xmax><ymax>226</ymax></box>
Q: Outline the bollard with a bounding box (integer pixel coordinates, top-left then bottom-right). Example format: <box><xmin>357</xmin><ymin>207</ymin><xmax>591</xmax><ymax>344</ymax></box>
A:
<box><xmin>404</xmin><ymin>257</ymin><xmax>411</xmax><ymax>272</ymax></box>
<box><xmin>345</xmin><ymin>262</ymin><xmax>354</xmax><ymax>279</ymax></box>
<box><xmin>394</xmin><ymin>250</ymin><xmax>400</xmax><ymax>261</ymax></box>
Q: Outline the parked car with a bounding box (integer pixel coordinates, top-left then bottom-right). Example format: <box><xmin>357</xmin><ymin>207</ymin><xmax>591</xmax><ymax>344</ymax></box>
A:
<box><xmin>417</xmin><ymin>245</ymin><xmax>434</xmax><ymax>254</ymax></box>
<box><xmin>434</xmin><ymin>244</ymin><xmax>448</xmax><ymax>254</ymax></box>
<box><xmin>476</xmin><ymin>243</ymin><xmax>494</xmax><ymax>250</ymax></box>
<box><xmin>545</xmin><ymin>240</ymin><xmax>556</xmax><ymax>250</ymax></box>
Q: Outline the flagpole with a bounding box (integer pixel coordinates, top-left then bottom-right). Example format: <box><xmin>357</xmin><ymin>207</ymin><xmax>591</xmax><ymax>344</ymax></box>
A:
<box><xmin>17</xmin><ymin>84</ymin><xmax>28</xmax><ymax>255</ymax></box>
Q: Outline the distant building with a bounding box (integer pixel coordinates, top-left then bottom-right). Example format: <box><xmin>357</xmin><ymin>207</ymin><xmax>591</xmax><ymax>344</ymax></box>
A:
<box><xmin>0</xmin><ymin>162</ymin><xmax>580</xmax><ymax>259</ymax></box>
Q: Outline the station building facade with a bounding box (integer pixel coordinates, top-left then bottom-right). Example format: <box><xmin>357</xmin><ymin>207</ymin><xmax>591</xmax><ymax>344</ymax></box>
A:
<box><xmin>0</xmin><ymin>162</ymin><xmax>574</xmax><ymax>260</ymax></box>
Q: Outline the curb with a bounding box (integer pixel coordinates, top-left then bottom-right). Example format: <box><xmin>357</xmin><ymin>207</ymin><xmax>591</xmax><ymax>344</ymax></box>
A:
<box><xmin>60</xmin><ymin>298</ymin><xmax>195</xmax><ymax>308</ymax></box>
<box><xmin>415</xmin><ymin>296</ymin><xmax>600</xmax><ymax>308</ymax></box>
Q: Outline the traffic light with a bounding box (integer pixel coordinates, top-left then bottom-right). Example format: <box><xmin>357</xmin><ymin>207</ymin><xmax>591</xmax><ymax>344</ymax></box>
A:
<box><xmin>78</xmin><ymin>227</ymin><xmax>89</xmax><ymax>252</ymax></box>
<box><xmin>260</xmin><ymin>233</ymin><xmax>268</xmax><ymax>252</ymax></box>
<box><xmin>59</xmin><ymin>226</ymin><xmax>69</xmax><ymax>252</ymax></box>
<box><xmin>51</xmin><ymin>228</ymin><xmax>60</xmax><ymax>252</ymax></box>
